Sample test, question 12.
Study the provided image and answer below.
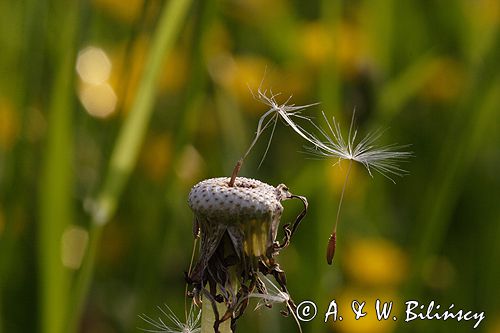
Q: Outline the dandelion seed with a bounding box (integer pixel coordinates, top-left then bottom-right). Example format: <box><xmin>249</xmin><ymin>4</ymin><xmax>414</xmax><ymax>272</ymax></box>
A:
<box><xmin>229</xmin><ymin>86</ymin><xmax>319</xmax><ymax>186</ymax></box>
<box><xmin>139</xmin><ymin>302</ymin><xmax>201</xmax><ymax>333</ymax></box>
<box><xmin>249</xmin><ymin>274</ymin><xmax>290</xmax><ymax>310</ymax></box>
<box><xmin>248</xmin><ymin>274</ymin><xmax>303</xmax><ymax>333</ymax></box>
<box><xmin>304</xmin><ymin>110</ymin><xmax>412</xmax><ymax>265</ymax></box>
<box><xmin>305</xmin><ymin>111</ymin><xmax>412</xmax><ymax>183</ymax></box>
<box><xmin>247</xmin><ymin>87</ymin><xmax>320</xmax><ymax>165</ymax></box>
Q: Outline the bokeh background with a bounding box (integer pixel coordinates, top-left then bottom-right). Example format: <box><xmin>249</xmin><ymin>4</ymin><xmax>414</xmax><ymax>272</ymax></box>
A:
<box><xmin>0</xmin><ymin>0</ymin><xmax>499</xmax><ymax>332</ymax></box>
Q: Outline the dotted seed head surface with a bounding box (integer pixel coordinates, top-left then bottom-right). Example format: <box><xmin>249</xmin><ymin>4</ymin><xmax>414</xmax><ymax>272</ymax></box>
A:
<box><xmin>188</xmin><ymin>177</ymin><xmax>284</xmax><ymax>224</ymax></box>
<box><xmin>188</xmin><ymin>177</ymin><xmax>288</xmax><ymax>258</ymax></box>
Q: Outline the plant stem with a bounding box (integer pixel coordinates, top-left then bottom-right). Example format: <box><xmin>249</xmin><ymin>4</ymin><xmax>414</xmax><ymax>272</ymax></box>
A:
<box><xmin>228</xmin><ymin>159</ymin><xmax>242</xmax><ymax>187</ymax></box>
<box><xmin>95</xmin><ymin>0</ymin><xmax>192</xmax><ymax>225</ymax></box>
<box><xmin>66</xmin><ymin>0</ymin><xmax>193</xmax><ymax>331</ymax></box>
<box><xmin>38</xmin><ymin>1</ymin><xmax>79</xmax><ymax>332</ymax></box>
<box><xmin>326</xmin><ymin>159</ymin><xmax>352</xmax><ymax>265</ymax></box>
<box><xmin>185</xmin><ymin>237</ymin><xmax>198</xmax><ymax>322</ymax></box>
<box><xmin>201</xmin><ymin>295</ymin><xmax>232</xmax><ymax>333</ymax></box>
<box><xmin>333</xmin><ymin>159</ymin><xmax>353</xmax><ymax>235</ymax></box>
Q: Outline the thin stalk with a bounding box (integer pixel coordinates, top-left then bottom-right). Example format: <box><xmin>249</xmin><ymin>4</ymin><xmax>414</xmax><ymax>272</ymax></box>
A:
<box><xmin>95</xmin><ymin>0</ymin><xmax>192</xmax><ymax>225</ymax></box>
<box><xmin>228</xmin><ymin>159</ymin><xmax>242</xmax><ymax>187</ymax></box>
<box><xmin>66</xmin><ymin>0</ymin><xmax>193</xmax><ymax>331</ymax></box>
<box><xmin>228</xmin><ymin>109</ymin><xmax>270</xmax><ymax>186</ymax></box>
<box><xmin>326</xmin><ymin>159</ymin><xmax>352</xmax><ymax>265</ymax></box>
<box><xmin>185</xmin><ymin>238</ymin><xmax>198</xmax><ymax>322</ymax></box>
<box><xmin>38</xmin><ymin>1</ymin><xmax>79</xmax><ymax>332</ymax></box>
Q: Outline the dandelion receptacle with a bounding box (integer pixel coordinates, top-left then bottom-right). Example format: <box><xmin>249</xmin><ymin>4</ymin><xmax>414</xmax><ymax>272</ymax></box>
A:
<box><xmin>186</xmin><ymin>177</ymin><xmax>307</xmax><ymax>332</ymax></box>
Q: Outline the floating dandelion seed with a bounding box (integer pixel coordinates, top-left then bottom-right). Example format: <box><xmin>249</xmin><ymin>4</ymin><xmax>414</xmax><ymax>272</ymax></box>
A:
<box><xmin>306</xmin><ymin>111</ymin><xmax>412</xmax><ymax>182</ymax></box>
<box><xmin>247</xmin><ymin>87</ymin><xmax>320</xmax><ymax>166</ymax></box>
<box><xmin>304</xmin><ymin>110</ymin><xmax>412</xmax><ymax>265</ymax></box>
<box><xmin>139</xmin><ymin>302</ymin><xmax>201</xmax><ymax>333</ymax></box>
<box><xmin>229</xmin><ymin>87</ymin><xmax>319</xmax><ymax>186</ymax></box>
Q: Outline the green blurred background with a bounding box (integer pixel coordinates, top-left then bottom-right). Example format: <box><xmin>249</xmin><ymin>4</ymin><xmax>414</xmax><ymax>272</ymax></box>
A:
<box><xmin>0</xmin><ymin>0</ymin><xmax>499</xmax><ymax>332</ymax></box>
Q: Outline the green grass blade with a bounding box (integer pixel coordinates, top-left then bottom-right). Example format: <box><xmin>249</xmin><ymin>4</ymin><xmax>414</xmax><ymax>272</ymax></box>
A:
<box><xmin>66</xmin><ymin>0</ymin><xmax>194</xmax><ymax>331</ymax></box>
<box><xmin>38</xmin><ymin>2</ymin><xmax>79</xmax><ymax>333</ymax></box>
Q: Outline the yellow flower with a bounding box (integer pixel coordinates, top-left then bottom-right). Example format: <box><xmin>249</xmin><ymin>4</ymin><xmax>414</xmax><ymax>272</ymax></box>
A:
<box><xmin>335</xmin><ymin>21</ymin><xmax>370</xmax><ymax>78</ymax></box>
<box><xmin>299</xmin><ymin>22</ymin><xmax>334</xmax><ymax>66</ymax></box>
<box><xmin>343</xmin><ymin>238</ymin><xmax>408</xmax><ymax>287</ymax></box>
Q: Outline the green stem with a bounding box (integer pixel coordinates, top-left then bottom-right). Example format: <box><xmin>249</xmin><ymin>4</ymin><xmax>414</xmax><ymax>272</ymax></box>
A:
<box><xmin>201</xmin><ymin>295</ymin><xmax>232</xmax><ymax>333</ymax></box>
<box><xmin>38</xmin><ymin>1</ymin><xmax>79</xmax><ymax>333</ymax></box>
<box><xmin>66</xmin><ymin>0</ymin><xmax>193</xmax><ymax>331</ymax></box>
<box><xmin>95</xmin><ymin>0</ymin><xmax>193</xmax><ymax>225</ymax></box>
<box><xmin>326</xmin><ymin>159</ymin><xmax>353</xmax><ymax>265</ymax></box>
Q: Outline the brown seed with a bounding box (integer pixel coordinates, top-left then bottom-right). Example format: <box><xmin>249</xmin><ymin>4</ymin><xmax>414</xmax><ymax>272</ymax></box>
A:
<box><xmin>326</xmin><ymin>232</ymin><xmax>336</xmax><ymax>265</ymax></box>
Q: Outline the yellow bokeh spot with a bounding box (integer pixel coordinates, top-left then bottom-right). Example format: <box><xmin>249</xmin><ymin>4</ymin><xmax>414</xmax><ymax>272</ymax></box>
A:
<box><xmin>420</xmin><ymin>58</ymin><xmax>465</xmax><ymax>102</ymax></box>
<box><xmin>300</xmin><ymin>22</ymin><xmax>334</xmax><ymax>65</ymax></box>
<box><xmin>175</xmin><ymin>145</ymin><xmax>204</xmax><ymax>183</ymax></box>
<box><xmin>335</xmin><ymin>288</ymin><xmax>400</xmax><ymax>333</ymax></box>
<box><xmin>203</xmin><ymin>22</ymin><xmax>233</xmax><ymax>62</ymax></box>
<box><xmin>109</xmin><ymin>36</ymin><xmax>188</xmax><ymax>114</ymax></box>
<box><xmin>61</xmin><ymin>225</ymin><xmax>89</xmax><ymax>270</ymax></box>
<box><xmin>158</xmin><ymin>48</ymin><xmax>188</xmax><ymax>93</ymax></box>
<box><xmin>140</xmin><ymin>134</ymin><xmax>172</xmax><ymax>182</ymax></box>
<box><xmin>335</xmin><ymin>22</ymin><xmax>370</xmax><ymax>78</ymax></box>
<box><xmin>108</xmin><ymin>36</ymin><xmax>149</xmax><ymax>114</ymax></box>
<box><xmin>326</xmin><ymin>160</ymin><xmax>367</xmax><ymax>201</ymax></box>
<box><xmin>208</xmin><ymin>55</ymin><xmax>268</xmax><ymax>109</ymax></box>
<box><xmin>76</xmin><ymin>46</ymin><xmax>112</xmax><ymax>85</ymax></box>
<box><xmin>343</xmin><ymin>238</ymin><xmax>408</xmax><ymax>287</ymax></box>
<box><xmin>471</xmin><ymin>0</ymin><xmax>500</xmax><ymax>25</ymax></box>
<box><xmin>208</xmin><ymin>54</ymin><xmax>310</xmax><ymax>113</ymax></box>
<box><xmin>0</xmin><ymin>97</ymin><xmax>19</xmax><ymax>151</ymax></box>
<box><xmin>92</xmin><ymin>0</ymin><xmax>144</xmax><ymax>23</ymax></box>
<box><xmin>421</xmin><ymin>256</ymin><xmax>456</xmax><ymax>290</ymax></box>
<box><xmin>486</xmin><ymin>314</ymin><xmax>500</xmax><ymax>333</ymax></box>
<box><xmin>78</xmin><ymin>82</ymin><xmax>117</xmax><ymax>118</ymax></box>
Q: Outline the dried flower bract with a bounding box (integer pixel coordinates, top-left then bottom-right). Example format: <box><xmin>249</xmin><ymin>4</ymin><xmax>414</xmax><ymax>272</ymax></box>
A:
<box><xmin>186</xmin><ymin>177</ymin><xmax>307</xmax><ymax>332</ymax></box>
